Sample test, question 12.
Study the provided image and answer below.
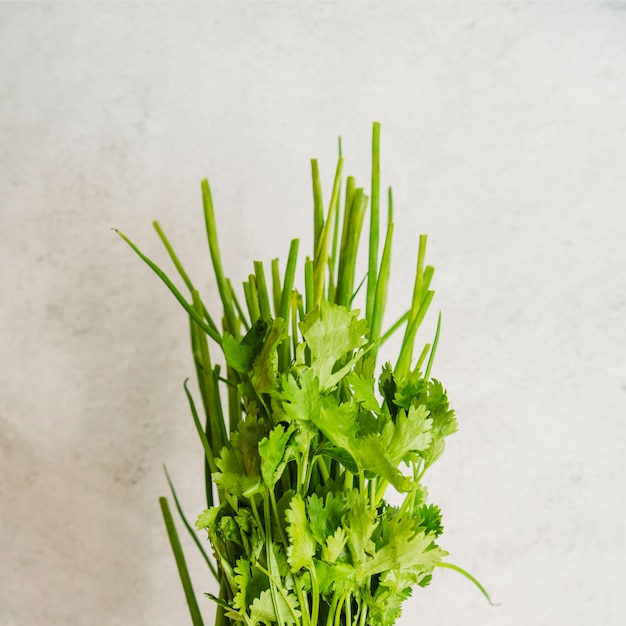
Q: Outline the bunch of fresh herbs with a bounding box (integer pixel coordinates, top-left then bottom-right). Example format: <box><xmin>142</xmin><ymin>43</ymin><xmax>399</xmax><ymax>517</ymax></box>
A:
<box><xmin>117</xmin><ymin>123</ymin><xmax>489</xmax><ymax>626</ymax></box>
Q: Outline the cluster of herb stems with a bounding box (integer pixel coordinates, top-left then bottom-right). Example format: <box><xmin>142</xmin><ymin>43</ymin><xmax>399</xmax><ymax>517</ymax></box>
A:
<box><xmin>117</xmin><ymin>123</ymin><xmax>449</xmax><ymax>625</ymax></box>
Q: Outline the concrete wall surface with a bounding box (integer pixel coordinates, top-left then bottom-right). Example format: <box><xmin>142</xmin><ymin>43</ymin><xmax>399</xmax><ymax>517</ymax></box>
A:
<box><xmin>1</xmin><ymin>2</ymin><xmax>625</xmax><ymax>625</ymax></box>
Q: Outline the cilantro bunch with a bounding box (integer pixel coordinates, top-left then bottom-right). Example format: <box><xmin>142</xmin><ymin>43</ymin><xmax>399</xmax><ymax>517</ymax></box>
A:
<box><xmin>117</xmin><ymin>123</ymin><xmax>489</xmax><ymax>626</ymax></box>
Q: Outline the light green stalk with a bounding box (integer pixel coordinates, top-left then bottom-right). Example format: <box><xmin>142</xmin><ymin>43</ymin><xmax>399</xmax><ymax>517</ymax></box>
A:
<box><xmin>365</xmin><ymin>121</ymin><xmax>381</xmax><ymax>328</ymax></box>
<box><xmin>201</xmin><ymin>179</ymin><xmax>238</xmax><ymax>336</ymax></box>
<box><xmin>159</xmin><ymin>497</ymin><xmax>205</xmax><ymax>626</ymax></box>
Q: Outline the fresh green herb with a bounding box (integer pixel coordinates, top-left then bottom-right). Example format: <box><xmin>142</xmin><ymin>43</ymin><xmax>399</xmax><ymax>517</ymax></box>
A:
<box><xmin>118</xmin><ymin>123</ymin><xmax>491</xmax><ymax>626</ymax></box>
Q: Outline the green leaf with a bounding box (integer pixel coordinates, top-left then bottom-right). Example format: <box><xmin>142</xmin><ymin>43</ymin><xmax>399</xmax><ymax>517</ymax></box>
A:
<box><xmin>258</xmin><ymin>424</ymin><xmax>293</xmax><ymax>488</ymax></box>
<box><xmin>426</xmin><ymin>379</ymin><xmax>458</xmax><ymax>438</ymax></box>
<box><xmin>299</xmin><ymin>301</ymin><xmax>367</xmax><ymax>389</ymax></box>
<box><xmin>418</xmin><ymin>379</ymin><xmax>458</xmax><ymax>468</ymax></box>
<box><xmin>321</xmin><ymin>526</ymin><xmax>347</xmax><ymax>564</ymax></box>
<box><xmin>378</xmin><ymin>363</ymin><xmax>397</xmax><ymax>416</ymax></box>
<box><xmin>280</xmin><ymin>368</ymin><xmax>320</xmax><ymax>423</ymax></box>
<box><xmin>285</xmin><ymin>494</ymin><xmax>316</xmax><ymax>572</ymax></box>
<box><xmin>415</xmin><ymin>503</ymin><xmax>444</xmax><ymax>537</ymax></box>
<box><xmin>314</xmin><ymin>559</ymin><xmax>356</xmax><ymax>597</ymax></box>
<box><xmin>393</xmin><ymin>369</ymin><xmax>426</xmax><ymax>412</ymax></box>
<box><xmin>196</xmin><ymin>506</ymin><xmax>220</xmax><ymax>531</ymax></box>
<box><xmin>381</xmin><ymin>403</ymin><xmax>433</xmax><ymax>465</ymax></box>
<box><xmin>312</xmin><ymin>396</ymin><xmax>415</xmax><ymax>490</ymax></box>
<box><xmin>223</xmin><ymin>318</ymin><xmax>271</xmax><ymax>374</ymax></box>
<box><xmin>347</xmin><ymin>372</ymin><xmax>380</xmax><ymax>414</ymax></box>
<box><xmin>366</xmin><ymin>579</ymin><xmax>413</xmax><ymax>626</ymax></box>
<box><xmin>343</xmin><ymin>489</ymin><xmax>376</xmax><ymax>571</ymax></box>
<box><xmin>214</xmin><ymin>446</ymin><xmax>262</xmax><ymax>498</ymax></box>
<box><xmin>316</xmin><ymin>443</ymin><xmax>359</xmax><ymax>475</ymax></box>
<box><xmin>378</xmin><ymin>568</ymin><xmax>424</xmax><ymax>594</ymax></box>
<box><xmin>306</xmin><ymin>491</ymin><xmax>347</xmax><ymax>546</ymax></box>
<box><xmin>232</xmin><ymin>558</ymin><xmax>270</xmax><ymax>612</ymax></box>
<box><xmin>231</xmin><ymin>414</ymin><xmax>269</xmax><ymax>480</ymax></box>
<box><xmin>251</xmin><ymin>318</ymin><xmax>288</xmax><ymax>394</ymax></box>
<box><xmin>249</xmin><ymin>588</ymin><xmax>300</xmax><ymax>624</ymax></box>
<box><xmin>315</xmin><ymin>396</ymin><xmax>360</xmax><ymax>461</ymax></box>
<box><xmin>359</xmin><ymin>514</ymin><xmax>447</xmax><ymax>581</ymax></box>
<box><xmin>356</xmin><ymin>435</ymin><xmax>412</xmax><ymax>493</ymax></box>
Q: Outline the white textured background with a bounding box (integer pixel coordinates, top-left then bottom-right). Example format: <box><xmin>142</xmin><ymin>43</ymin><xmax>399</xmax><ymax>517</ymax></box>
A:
<box><xmin>2</xmin><ymin>2</ymin><xmax>626</xmax><ymax>625</ymax></box>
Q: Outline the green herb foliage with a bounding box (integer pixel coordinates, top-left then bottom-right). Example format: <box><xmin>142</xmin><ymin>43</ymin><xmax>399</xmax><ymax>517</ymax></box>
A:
<box><xmin>118</xmin><ymin>123</ymin><xmax>490</xmax><ymax>626</ymax></box>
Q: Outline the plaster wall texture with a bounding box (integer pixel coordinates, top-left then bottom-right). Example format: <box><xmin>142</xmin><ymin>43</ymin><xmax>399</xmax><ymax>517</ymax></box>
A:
<box><xmin>1</xmin><ymin>2</ymin><xmax>625</xmax><ymax>625</ymax></box>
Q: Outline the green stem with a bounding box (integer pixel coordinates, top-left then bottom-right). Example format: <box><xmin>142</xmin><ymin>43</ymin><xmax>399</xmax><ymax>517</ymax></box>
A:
<box><xmin>294</xmin><ymin>583</ymin><xmax>310</xmax><ymax>626</ymax></box>
<box><xmin>304</xmin><ymin>259</ymin><xmax>314</xmax><ymax>314</ymax></box>
<box><xmin>269</xmin><ymin>488</ymin><xmax>288</xmax><ymax>547</ymax></box>
<box><xmin>396</xmin><ymin>234</ymin><xmax>429</xmax><ymax>376</ymax></box>
<box><xmin>227</xmin><ymin>363</ymin><xmax>241</xmax><ymax>434</ymax></box>
<box><xmin>436</xmin><ymin>562</ymin><xmax>496</xmax><ymax>606</ymax></box>
<box><xmin>366</xmin><ymin>121</ymin><xmax>381</xmax><ymax>326</ymax></box>
<box><xmin>254</xmin><ymin>260</ymin><xmax>272</xmax><ymax>320</ymax></box>
<box><xmin>424</xmin><ymin>311</ymin><xmax>442</xmax><ymax>381</ymax></box>
<box><xmin>299</xmin><ymin>451</ymin><xmax>310</xmax><ymax>496</ymax></box>
<box><xmin>328</xmin><ymin>176</ymin><xmax>342</xmax><ymax>305</ymax></box>
<box><xmin>375</xmin><ymin>478</ymin><xmax>388</xmax><ymax>506</ymax></box>
<box><xmin>311</xmin><ymin>159</ymin><xmax>324</xmax><ymax>255</ymax></box>
<box><xmin>336</xmin><ymin>182</ymin><xmax>367</xmax><ymax>307</ymax></box>
<box><xmin>309</xmin><ymin>565</ymin><xmax>320</xmax><ymax>626</ymax></box>
<box><xmin>291</xmin><ymin>291</ymin><xmax>300</xmax><ymax>358</ymax></box>
<box><xmin>254</xmin><ymin>561</ymin><xmax>302</xmax><ymax>626</ymax></box>
<box><xmin>250</xmin><ymin>497</ymin><xmax>265</xmax><ymax>541</ymax></box>
<box><xmin>183</xmin><ymin>380</ymin><xmax>218</xmax><ymax>475</ymax></box>
<box><xmin>334</xmin><ymin>594</ymin><xmax>348</xmax><ymax>626</ymax></box>
<box><xmin>395</xmin><ymin>289</ymin><xmax>434</xmax><ymax>378</ymax></box>
<box><xmin>201</xmin><ymin>179</ymin><xmax>238</xmax><ymax>336</ymax></box>
<box><xmin>325</xmin><ymin>592</ymin><xmax>340</xmax><ymax>626</ymax></box>
<box><xmin>243</xmin><ymin>275</ymin><xmax>261</xmax><ymax>323</ymax></box>
<box><xmin>159</xmin><ymin>497</ymin><xmax>205</xmax><ymax>626</ymax></box>
<box><xmin>163</xmin><ymin>466</ymin><xmax>219</xmax><ymax>581</ymax></box>
<box><xmin>153</xmin><ymin>220</ymin><xmax>220</xmax><ymax>336</ymax></box>
<box><xmin>359</xmin><ymin>601</ymin><xmax>368</xmax><ymax>626</ymax></box>
<box><xmin>191</xmin><ymin>291</ymin><xmax>227</xmax><ymax>457</ymax></box>
<box><xmin>415</xmin><ymin>342</ymin><xmax>431</xmax><ymax>373</ymax></box>
<box><xmin>280</xmin><ymin>239</ymin><xmax>300</xmax><ymax>320</ymax></box>
<box><xmin>313</xmin><ymin>157</ymin><xmax>343</xmax><ymax>306</ymax></box>
<box><xmin>263</xmin><ymin>496</ymin><xmax>286</xmax><ymax>626</ymax></box>
<box><xmin>316</xmin><ymin>456</ymin><xmax>330</xmax><ymax>485</ymax></box>
<box><xmin>215</xmin><ymin>576</ymin><xmax>228</xmax><ymax>626</ymax></box>
<box><xmin>228</xmin><ymin>278</ymin><xmax>250</xmax><ymax>331</ymax></box>
<box><xmin>271</xmin><ymin>258</ymin><xmax>282</xmax><ymax>316</ymax></box>
<box><xmin>279</xmin><ymin>239</ymin><xmax>300</xmax><ymax>371</ymax></box>
<box><xmin>114</xmin><ymin>229</ymin><xmax>221</xmax><ymax>343</ymax></box>
<box><xmin>368</xmin><ymin>217</ymin><xmax>394</xmax><ymax>361</ymax></box>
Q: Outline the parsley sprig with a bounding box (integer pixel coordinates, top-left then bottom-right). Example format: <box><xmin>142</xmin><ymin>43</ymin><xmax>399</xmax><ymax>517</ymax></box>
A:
<box><xmin>117</xmin><ymin>123</ymin><xmax>491</xmax><ymax>626</ymax></box>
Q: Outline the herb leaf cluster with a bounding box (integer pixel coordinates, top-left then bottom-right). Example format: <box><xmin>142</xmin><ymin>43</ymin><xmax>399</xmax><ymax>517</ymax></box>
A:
<box><xmin>198</xmin><ymin>308</ymin><xmax>456</xmax><ymax>625</ymax></box>
<box><xmin>118</xmin><ymin>123</ymin><xmax>488</xmax><ymax>626</ymax></box>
